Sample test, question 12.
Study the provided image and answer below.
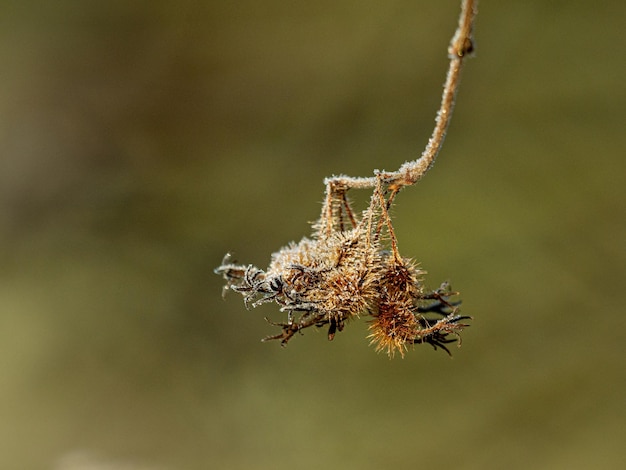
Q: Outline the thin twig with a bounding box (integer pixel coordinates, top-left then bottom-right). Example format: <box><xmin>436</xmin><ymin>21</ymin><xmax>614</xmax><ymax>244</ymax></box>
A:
<box><xmin>324</xmin><ymin>0</ymin><xmax>477</xmax><ymax>192</ymax></box>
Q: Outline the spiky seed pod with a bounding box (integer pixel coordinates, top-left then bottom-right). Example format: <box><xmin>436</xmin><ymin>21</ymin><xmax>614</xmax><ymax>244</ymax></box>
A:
<box><xmin>367</xmin><ymin>258</ymin><xmax>424</xmax><ymax>358</ymax></box>
<box><xmin>265</xmin><ymin>208</ymin><xmax>387</xmax><ymax>328</ymax></box>
<box><xmin>215</xmin><ymin>183</ymin><xmax>469</xmax><ymax>355</ymax></box>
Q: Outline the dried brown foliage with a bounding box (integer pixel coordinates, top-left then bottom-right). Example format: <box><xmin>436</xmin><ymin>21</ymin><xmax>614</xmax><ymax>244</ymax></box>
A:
<box><xmin>216</xmin><ymin>0</ymin><xmax>477</xmax><ymax>357</ymax></box>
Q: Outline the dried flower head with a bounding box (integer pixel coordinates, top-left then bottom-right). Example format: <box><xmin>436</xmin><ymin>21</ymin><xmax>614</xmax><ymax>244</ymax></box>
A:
<box><xmin>215</xmin><ymin>0</ymin><xmax>477</xmax><ymax>357</ymax></box>
<box><xmin>216</xmin><ymin>176</ymin><xmax>471</xmax><ymax>357</ymax></box>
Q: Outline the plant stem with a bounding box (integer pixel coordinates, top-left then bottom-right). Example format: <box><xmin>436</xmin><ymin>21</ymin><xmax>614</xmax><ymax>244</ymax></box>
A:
<box><xmin>325</xmin><ymin>0</ymin><xmax>477</xmax><ymax>192</ymax></box>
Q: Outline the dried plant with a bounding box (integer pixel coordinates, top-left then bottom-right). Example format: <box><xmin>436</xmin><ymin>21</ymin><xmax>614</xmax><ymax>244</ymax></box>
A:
<box><xmin>216</xmin><ymin>0</ymin><xmax>477</xmax><ymax>358</ymax></box>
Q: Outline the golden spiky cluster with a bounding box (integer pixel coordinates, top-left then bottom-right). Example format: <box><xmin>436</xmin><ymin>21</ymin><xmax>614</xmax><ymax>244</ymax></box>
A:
<box><xmin>216</xmin><ymin>176</ymin><xmax>470</xmax><ymax>357</ymax></box>
<box><xmin>368</xmin><ymin>261</ymin><xmax>422</xmax><ymax>358</ymax></box>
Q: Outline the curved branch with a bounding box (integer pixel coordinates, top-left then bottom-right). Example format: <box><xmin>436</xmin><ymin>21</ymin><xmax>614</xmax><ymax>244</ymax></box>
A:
<box><xmin>325</xmin><ymin>0</ymin><xmax>477</xmax><ymax>192</ymax></box>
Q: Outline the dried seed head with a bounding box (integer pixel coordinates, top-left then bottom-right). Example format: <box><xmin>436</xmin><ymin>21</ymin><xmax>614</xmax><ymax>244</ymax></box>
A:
<box><xmin>368</xmin><ymin>298</ymin><xmax>417</xmax><ymax>358</ymax></box>
<box><xmin>215</xmin><ymin>0</ymin><xmax>477</xmax><ymax>357</ymax></box>
<box><xmin>215</xmin><ymin>177</ymin><xmax>470</xmax><ymax>356</ymax></box>
<box><xmin>367</xmin><ymin>258</ymin><xmax>423</xmax><ymax>358</ymax></box>
<box><xmin>265</xmin><ymin>229</ymin><xmax>382</xmax><ymax>324</ymax></box>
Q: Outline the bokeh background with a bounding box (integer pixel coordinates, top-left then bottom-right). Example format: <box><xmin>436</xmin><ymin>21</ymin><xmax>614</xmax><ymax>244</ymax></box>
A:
<box><xmin>1</xmin><ymin>1</ymin><xmax>624</xmax><ymax>469</ymax></box>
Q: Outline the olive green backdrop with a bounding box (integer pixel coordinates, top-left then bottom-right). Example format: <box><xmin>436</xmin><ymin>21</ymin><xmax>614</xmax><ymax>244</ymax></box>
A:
<box><xmin>1</xmin><ymin>1</ymin><xmax>624</xmax><ymax>469</ymax></box>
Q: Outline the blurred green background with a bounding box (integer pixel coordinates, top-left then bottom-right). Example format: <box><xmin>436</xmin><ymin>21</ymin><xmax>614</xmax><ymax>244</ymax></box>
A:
<box><xmin>1</xmin><ymin>1</ymin><xmax>624</xmax><ymax>469</ymax></box>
